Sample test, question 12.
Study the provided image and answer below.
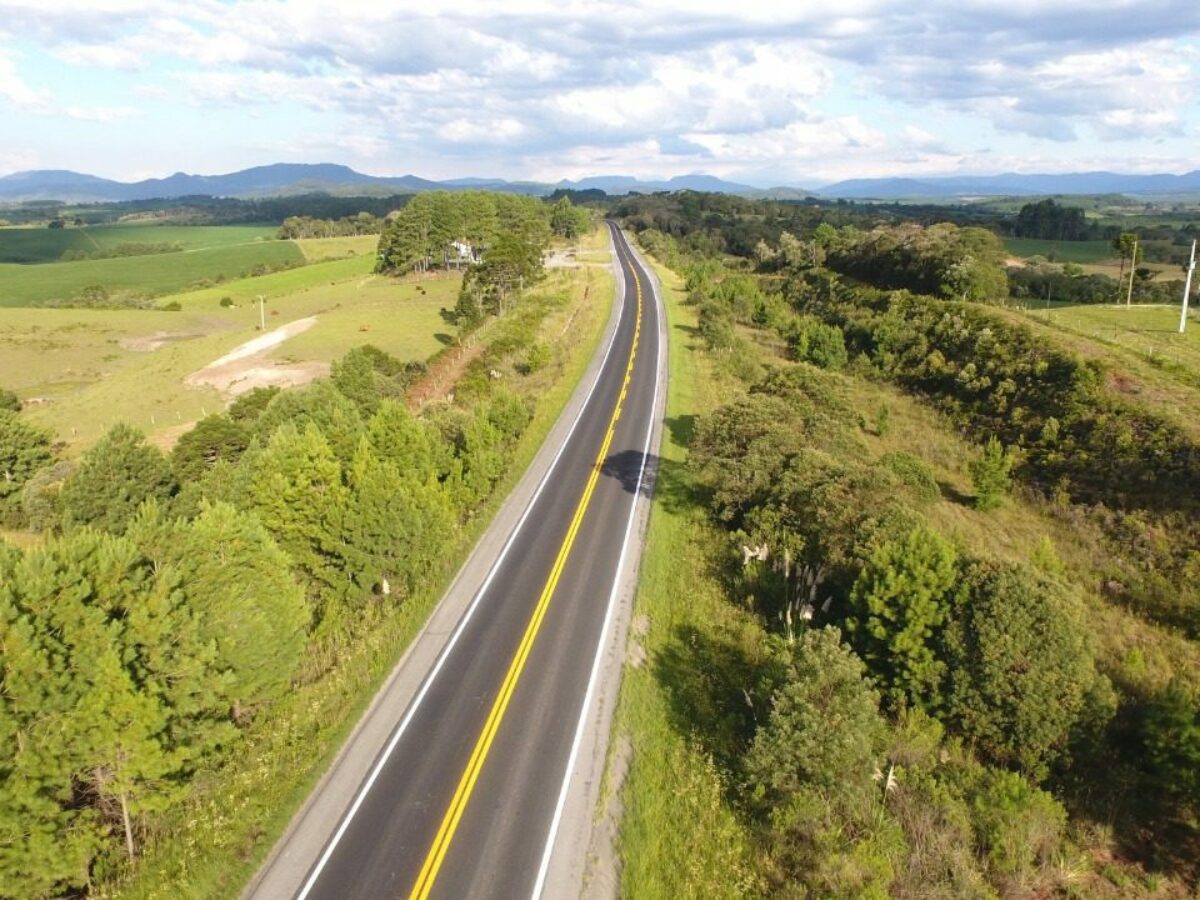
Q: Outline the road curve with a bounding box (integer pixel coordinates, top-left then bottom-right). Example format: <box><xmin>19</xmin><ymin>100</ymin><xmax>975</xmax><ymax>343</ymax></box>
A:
<box><xmin>246</xmin><ymin>223</ymin><xmax>665</xmax><ymax>900</ymax></box>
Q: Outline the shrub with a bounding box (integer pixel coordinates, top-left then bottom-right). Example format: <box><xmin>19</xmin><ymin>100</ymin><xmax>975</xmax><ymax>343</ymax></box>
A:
<box><xmin>0</xmin><ymin>388</ymin><xmax>19</xmax><ymax>412</ymax></box>
<box><xmin>879</xmin><ymin>451</ymin><xmax>939</xmax><ymax>505</ymax></box>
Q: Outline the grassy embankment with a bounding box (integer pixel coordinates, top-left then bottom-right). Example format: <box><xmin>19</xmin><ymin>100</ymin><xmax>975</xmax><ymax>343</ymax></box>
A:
<box><xmin>99</xmin><ymin>228</ymin><xmax>616</xmax><ymax>899</ymax></box>
<box><xmin>995</xmin><ymin>301</ymin><xmax>1200</xmax><ymax>442</ymax></box>
<box><xmin>612</xmin><ymin>251</ymin><xmax>1200</xmax><ymax>898</ymax></box>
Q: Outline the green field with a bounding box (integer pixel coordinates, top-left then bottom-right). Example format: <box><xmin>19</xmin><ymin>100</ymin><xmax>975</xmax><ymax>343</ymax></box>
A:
<box><xmin>1003</xmin><ymin>237</ymin><xmax>1115</xmax><ymax>262</ymax></box>
<box><xmin>0</xmin><ymin>240</ymin><xmax>307</xmax><ymax>307</ymax></box>
<box><xmin>0</xmin><ymin>257</ymin><xmax>455</xmax><ymax>452</ymax></box>
<box><xmin>0</xmin><ymin>224</ymin><xmax>279</xmax><ymax>263</ymax></box>
<box><xmin>295</xmin><ymin>234</ymin><xmax>379</xmax><ymax>262</ymax></box>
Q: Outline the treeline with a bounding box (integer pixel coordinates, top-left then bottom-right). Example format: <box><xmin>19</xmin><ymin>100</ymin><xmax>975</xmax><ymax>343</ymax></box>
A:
<box><xmin>1008</xmin><ymin>261</ymin><xmax>1184</xmax><ymax>305</ymax></box>
<box><xmin>59</xmin><ymin>241</ymin><xmax>184</xmax><ymax>261</ymax></box>
<box><xmin>277</xmin><ymin>212</ymin><xmax>385</xmax><ymax>239</ymax></box>
<box><xmin>376</xmin><ymin>190</ymin><xmax>552</xmax><ymax>275</ymax></box>
<box><xmin>0</xmin><ymin>339</ymin><xmax>540</xmax><ymax>894</ymax></box>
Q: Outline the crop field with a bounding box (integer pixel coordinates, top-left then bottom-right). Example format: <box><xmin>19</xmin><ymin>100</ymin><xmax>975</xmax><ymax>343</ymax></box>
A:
<box><xmin>0</xmin><ymin>223</ymin><xmax>278</xmax><ymax>263</ymax></box>
<box><xmin>1003</xmin><ymin>237</ymin><xmax>1115</xmax><ymax>262</ymax></box>
<box><xmin>0</xmin><ymin>240</ymin><xmax>306</xmax><ymax>307</ymax></box>
<box><xmin>0</xmin><ymin>258</ymin><xmax>458</xmax><ymax>452</ymax></box>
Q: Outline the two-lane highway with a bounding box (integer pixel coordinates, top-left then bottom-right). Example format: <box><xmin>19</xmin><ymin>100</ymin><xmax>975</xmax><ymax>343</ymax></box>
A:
<box><xmin>248</xmin><ymin>223</ymin><xmax>664</xmax><ymax>900</ymax></box>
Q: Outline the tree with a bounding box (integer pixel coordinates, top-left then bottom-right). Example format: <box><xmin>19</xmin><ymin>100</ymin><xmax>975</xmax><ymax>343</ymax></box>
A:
<box><xmin>969</xmin><ymin>437</ymin><xmax>1012</xmax><ymax>511</ymax></box>
<box><xmin>943</xmin><ymin>560</ymin><xmax>1104</xmax><ymax>774</ymax></box>
<box><xmin>170</xmin><ymin>415</ymin><xmax>249</xmax><ymax>482</ymax></box>
<box><xmin>549</xmin><ymin>196</ymin><xmax>588</xmax><ymax>239</ymax></box>
<box><xmin>845</xmin><ymin>525</ymin><xmax>958</xmax><ymax>711</ymax></box>
<box><xmin>1142</xmin><ymin>679</ymin><xmax>1200</xmax><ymax>811</ymax></box>
<box><xmin>0</xmin><ymin>389</ymin><xmax>19</xmax><ymax>412</ymax></box>
<box><xmin>59</xmin><ymin>424</ymin><xmax>175</xmax><ymax>534</ymax></box>
<box><xmin>254</xmin><ymin>381</ymin><xmax>365</xmax><ymax>463</ymax></box>
<box><xmin>226</xmin><ymin>386</ymin><xmax>281</xmax><ymax>424</ymax></box>
<box><xmin>366</xmin><ymin>400</ymin><xmax>442</xmax><ymax>483</ymax></box>
<box><xmin>0</xmin><ymin>410</ymin><xmax>53</xmax><ymax>526</ymax></box>
<box><xmin>243</xmin><ymin>423</ymin><xmax>351</xmax><ymax>621</ymax></box>
<box><xmin>331</xmin><ymin>347</ymin><xmax>384</xmax><ymax>416</ymax></box>
<box><xmin>132</xmin><ymin>501</ymin><xmax>309</xmax><ymax>720</ymax></box>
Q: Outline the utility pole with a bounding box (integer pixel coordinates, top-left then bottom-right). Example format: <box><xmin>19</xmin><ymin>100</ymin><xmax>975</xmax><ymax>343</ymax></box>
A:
<box><xmin>1125</xmin><ymin>238</ymin><xmax>1138</xmax><ymax>307</ymax></box>
<box><xmin>258</xmin><ymin>294</ymin><xmax>266</xmax><ymax>331</ymax></box>
<box><xmin>1182</xmin><ymin>238</ymin><xmax>1197</xmax><ymax>334</ymax></box>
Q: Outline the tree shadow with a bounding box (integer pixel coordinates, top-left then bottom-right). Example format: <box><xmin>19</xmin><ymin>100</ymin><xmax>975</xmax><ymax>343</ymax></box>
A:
<box><xmin>599</xmin><ymin>449</ymin><xmax>659</xmax><ymax>498</ymax></box>
<box><xmin>937</xmin><ymin>479</ymin><xmax>974</xmax><ymax>506</ymax></box>
<box><xmin>665</xmin><ymin>413</ymin><xmax>696</xmax><ymax>447</ymax></box>
<box><xmin>439</xmin><ymin>307</ymin><xmax>457</xmax><ymax>326</ymax></box>
<box><xmin>653</xmin><ymin>623</ymin><xmax>769</xmax><ymax>778</ymax></box>
<box><xmin>434</xmin><ymin>332</ymin><xmax>455</xmax><ymax>346</ymax></box>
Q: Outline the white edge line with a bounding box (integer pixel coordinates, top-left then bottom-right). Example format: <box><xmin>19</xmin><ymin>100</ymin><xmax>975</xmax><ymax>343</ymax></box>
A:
<box><xmin>530</xmin><ymin>230</ymin><xmax>664</xmax><ymax>900</ymax></box>
<box><xmin>295</xmin><ymin>223</ymin><xmax>630</xmax><ymax>900</ymax></box>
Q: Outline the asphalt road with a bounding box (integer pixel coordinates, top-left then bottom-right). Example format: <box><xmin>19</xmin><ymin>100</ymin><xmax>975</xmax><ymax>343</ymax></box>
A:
<box><xmin>261</xmin><ymin>223</ymin><xmax>662</xmax><ymax>900</ymax></box>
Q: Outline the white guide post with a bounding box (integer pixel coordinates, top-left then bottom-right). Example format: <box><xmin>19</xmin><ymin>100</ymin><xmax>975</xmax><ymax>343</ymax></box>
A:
<box><xmin>1181</xmin><ymin>239</ymin><xmax>1197</xmax><ymax>335</ymax></box>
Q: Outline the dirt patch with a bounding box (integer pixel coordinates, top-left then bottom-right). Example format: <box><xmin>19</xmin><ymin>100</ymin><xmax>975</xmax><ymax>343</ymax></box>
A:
<box><xmin>546</xmin><ymin>248</ymin><xmax>581</xmax><ymax>269</ymax></box>
<box><xmin>120</xmin><ymin>331</ymin><xmax>205</xmax><ymax>352</ymax></box>
<box><xmin>186</xmin><ymin>316</ymin><xmax>327</xmax><ymax>396</ymax></box>
<box><xmin>406</xmin><ymin>341</ymin><xmax>486</xmax><ymax>409</ymax></box>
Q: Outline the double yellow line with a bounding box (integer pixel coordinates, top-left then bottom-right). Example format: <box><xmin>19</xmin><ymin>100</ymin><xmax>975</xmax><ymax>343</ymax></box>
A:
<box><xmin>407</xmin><ymin>232</ymin><xmax>644</xmax><ymax>900</ymax></box>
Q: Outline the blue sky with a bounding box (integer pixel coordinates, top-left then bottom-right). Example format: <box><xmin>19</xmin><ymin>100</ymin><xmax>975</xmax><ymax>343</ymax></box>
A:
<box><xmin>1</xmin><ymin>0</ymin><xmax>1198</xmax><ymax>186</ymax></box>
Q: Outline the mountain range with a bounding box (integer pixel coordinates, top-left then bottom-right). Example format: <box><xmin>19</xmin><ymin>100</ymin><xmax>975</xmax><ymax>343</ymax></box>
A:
<box><xmin>2</xmin><ymin>163</ymin><xmax>1199</xmax><ymax>204</ymax></box>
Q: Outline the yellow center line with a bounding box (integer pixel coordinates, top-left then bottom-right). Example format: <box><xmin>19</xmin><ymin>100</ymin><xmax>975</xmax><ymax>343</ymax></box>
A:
<box><xmin>407</xmin><ymin>235</ymin><xmax>644</xmax><ymax>900</ymax></box>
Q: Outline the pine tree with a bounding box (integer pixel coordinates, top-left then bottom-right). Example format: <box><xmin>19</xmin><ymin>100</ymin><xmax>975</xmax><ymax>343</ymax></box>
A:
<box><xmin>845</xmin><ymin>525</ymin><xmax>958</xmax><ymax>711</ymax></box>
<box><xmin>366</xmin><ymin>400</ymin><xmax>442</xmax><ymax>483</ymax></box>
<box><xmin>969</xmin><ymin>436</ymin><xmax>1013</xmax><ymax>511</ymax></box>
<box><xmin>132</xmin><ymin>501</ymin><xmax>309</xmax><ymax>719</ymax></box>
<box><xmin>170</xmin><ymin>414</ymin><xmax>249</xmax><ymax>482</ymax></box>
<box><xmin>244</xmin><ymin>423</ymin><xmax>351</xmax><ymax>621</ymax></box>
<box><xmin>254</xmin><ymin>381</ymin><xmax>364</xmax><ymax>463</ymax></box>
<box><xmin>59</xmin><ymin>424</ymin><xmax>176</xmax><ymax>534</ymax></box>
<box><xmin>332</xmin><ymin>347</ymin><xmax>384</xmax><ymax>417</ymax></box>
<box><xmin>0</xmin><ymin>409</ymin><xmax>53</xmax><ymax>526</ymax></box>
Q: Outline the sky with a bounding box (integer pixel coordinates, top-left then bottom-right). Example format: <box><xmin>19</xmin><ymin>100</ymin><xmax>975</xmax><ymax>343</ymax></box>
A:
<box><xmin>1</xmin><ymin>0</ymin><xmax>1198</xmax><ymax>187</ymax></box>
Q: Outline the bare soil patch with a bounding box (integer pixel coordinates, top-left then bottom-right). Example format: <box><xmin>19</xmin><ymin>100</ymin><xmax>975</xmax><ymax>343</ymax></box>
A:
<box><xmin>186</xmin><ymin>316</ymin><xmax>328</xmax><ymax>396</ymax></box>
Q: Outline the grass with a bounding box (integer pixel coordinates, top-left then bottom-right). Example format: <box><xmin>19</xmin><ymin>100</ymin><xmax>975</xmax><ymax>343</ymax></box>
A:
<box><xmin>294</xmin><ymin>234</ymin><xmax>379</xmax><ymax>262</ymax></box>
<box><xmin>0</xmin><ymin>224</ymin><xmax>279</xmax><ymax>264</ymax></box>
<box><xmin>0</xmin><ymin>241</ymin><xmax>307</xmax><ymax>307</ymax></box>
<box><xmin>99</xmin><ymin>232</ymin><xmax>617</xmax><ymax>899</ymax></box>
<box><xmin>612</xmin><ymin>251</ymin><xmax>765</xmax><ymax>899</ymax></box>
<box><xmin>1003</xmin><ymin>237</ymin><xmax>1115</xmax><ymax>263</ymax></box>
<box><xmin>993</xmin><ymin>300</ymin><xmax>1200</xmax><ymax>441</ymax></box>
<box><xmin>0</xmin><ymin>256</ymin><xmax>442</xmax><ymax>454</ymax></box>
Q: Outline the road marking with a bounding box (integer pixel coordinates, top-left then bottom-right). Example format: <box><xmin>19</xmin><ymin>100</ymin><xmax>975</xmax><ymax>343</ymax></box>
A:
<box><xmin>407</xmin><ymin>226</ymin><xmax>644</xmax><ymax>900</ymax></box>
<box><xmin>530</xmin><ymin>227</ymin><xmax>661</xmax><ymax>899</ymax></box>
<box><xmin>292</xmin><ymin>226</ymin><xmax>631</xmax><ymax>900</ymax></box>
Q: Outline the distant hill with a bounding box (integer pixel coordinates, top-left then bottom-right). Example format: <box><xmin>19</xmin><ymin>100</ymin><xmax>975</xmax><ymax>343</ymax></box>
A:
<box><xmin>0</xmin><ymin>165</ymin><xmax>780</xmax><ymax>203</ymax></box>
<box><xmin>5</xmin><ymin>163</ymin><xmax>1199</xmax><ymax>204</ymax></box>
<box><xmin>817</xmin><ymin>170</ymin><xmax>1200</xmax><ymax>199</ymax></box>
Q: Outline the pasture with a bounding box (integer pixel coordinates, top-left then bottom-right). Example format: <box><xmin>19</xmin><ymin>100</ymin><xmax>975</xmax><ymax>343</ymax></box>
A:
<box><xmin>0</xmin><ymin>223</ymin><xmax>278</xmax><ymax>263</ymax></box>
<box><xmin>1</xmin><ymin>258</ymin><xmax>459</xmax><ymax>452</ymax></box>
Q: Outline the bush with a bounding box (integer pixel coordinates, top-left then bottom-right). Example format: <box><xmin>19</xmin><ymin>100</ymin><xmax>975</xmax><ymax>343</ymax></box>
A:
<box><xmin>943</xmin><ymin>559</ymin><xmax>1106</xmax><ymax>774</ymax></box>
<box><xmin>0</xmin><ymin>388</ymin><xmax>19</xmax><ymax>412</ymax></box>
<box><xmin>0</xmin><ymin>410</ymin><xmax>53</xmax><ymax>525</ymax></box>
<box><xmin>219</xmin><ymin>296</ymin><xmax>235</xmax><ymax>308</ymax></box>
<box><xmin>971</xmin><ymin>770</ymin><xmax>1066</xmax><ymax>884</ymax></box>
<box><xmin>787</xmin><ymin>315</ymin><xmax>848</xmax><ymax>370</ymax></box>
<box><xmin>879</xmin><ymin>451</ymin><xmax>939</xmax><ymax>504</ymax></box>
